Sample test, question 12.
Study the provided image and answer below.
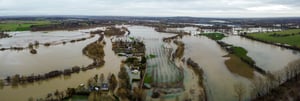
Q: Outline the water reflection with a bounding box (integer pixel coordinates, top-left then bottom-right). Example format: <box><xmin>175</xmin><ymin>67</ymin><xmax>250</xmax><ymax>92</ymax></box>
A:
<box><xmin>222</xmin><ymin>35</ymin><xmax>300</xmax><ymax>72</ymax></box>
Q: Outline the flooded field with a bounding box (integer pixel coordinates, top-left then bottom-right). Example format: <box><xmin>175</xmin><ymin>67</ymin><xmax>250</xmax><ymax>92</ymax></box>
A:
<box><xmin>182</xmin><ymin>35</ymin><xmax>254</xmax><ymax>101</ymax></box>
<box><xmin>222</xmin><ymin>35</ymin><xmax>300</xmax><ymax>72</ymax></box>
<box><xmin>0</xmin><ymin>25</ymin><xmax>299</xmax><ymax>101</ymax></box>
<box><xmin>0</xmin><ymin>30</ymin><xmax>92</xmax><ymax>48</ymax></box>
<box><xmin>0</xmin><ymin>28</ymin><xmax>124</xmax><ymax>100</ymax></box>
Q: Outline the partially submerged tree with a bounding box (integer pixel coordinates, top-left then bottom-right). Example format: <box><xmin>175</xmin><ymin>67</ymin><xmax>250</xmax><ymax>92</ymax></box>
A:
<box><xmin>109</xmin><ymin>74</ymin><xmax>118</xmax><ymax>92</ymax></box>
<box><xmin>234</xmin><ymin>82</ymin><xmax>246</xmax><ymax>101</ymax></box>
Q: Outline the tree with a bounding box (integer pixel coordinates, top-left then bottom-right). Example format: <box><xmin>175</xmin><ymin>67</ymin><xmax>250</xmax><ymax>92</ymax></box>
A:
<box><xmin>100</xmin><ymin>73</ymin><xmax>104</xmax><ymax>84</ymax></box>
<box><xmin>118</xmin><ymin>67</ymin><xmax>129</xmax><ymax>80</ymax></box>
<box><xmin>109</xmin><ymin>74</ymin><xmax>118</xmax><ymax>92</ymax></box>
<box><xmin>141</xmin><ymin>56</ymin><xmax>147</xmax><ymax>64</ymax></box>
<box><xmin>133</xmin><ymin>87</ymin><xmax>145</xmax><ymax>101</ymax></box>
<box><xmin>54</xmin><ymin>89</ymin><xmax>60</xmax><ymax>100</ymax></box>
<box><xmin>94</xmin><ymin>74</ymin><xmax>98</xmax><ymax>83</ymax></box>
<box><xmin>117</xmin><ymin>88</ymin><xmax>130</xmax><ymax>99</ymax></box>
<box><xmin>66</xmin><ymin>88</ymin><xmax>75</xmax><ymax>97</ymax></box>
<box><xmin>234</xmin><ymin>82</ymin><xmax>246</xmax><ymax>101</ymax></box>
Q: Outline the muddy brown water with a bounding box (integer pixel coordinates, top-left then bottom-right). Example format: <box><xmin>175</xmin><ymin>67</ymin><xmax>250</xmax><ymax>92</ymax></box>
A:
<box><xmin>0</xmin><ymin>26</ymin><xmax>299</xmax><ymax>101</ymax></box>
<box><xmin>0</xmin><ymin>28</ymin><xmax>124</xmax><ymax>101</ymax></box>
<box><xmin>222</xmin><ymin>35</ymin><xmax>300</xmax><ymax>72</ymax></box>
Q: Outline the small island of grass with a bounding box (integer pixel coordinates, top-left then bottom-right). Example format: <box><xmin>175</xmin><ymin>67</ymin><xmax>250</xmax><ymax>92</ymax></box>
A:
<box><xmin>200</xmin><ymin>33</ymin><xmax>226</xmax><ymax>40</ymax></box>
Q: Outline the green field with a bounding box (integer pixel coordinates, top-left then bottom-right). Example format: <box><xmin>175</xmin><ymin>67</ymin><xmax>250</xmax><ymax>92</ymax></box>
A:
<box><xmin>0</xmin><ymin>20</ymin><xmax>53</xmax><ymax>31</ymax></box>
<box><xmin>231</xmin><ymin>46</ymin><xmax>255</xmax><ymax>65</ymax></box>
<box><xmin>247</xmin><ymin>29</ymin><xmax>300</xmax><ymax>48</ymax></box>
<box><xmin>201</xmin><ymin>33</ymin><xmax>226</xmax><ymax>40</ymax></box>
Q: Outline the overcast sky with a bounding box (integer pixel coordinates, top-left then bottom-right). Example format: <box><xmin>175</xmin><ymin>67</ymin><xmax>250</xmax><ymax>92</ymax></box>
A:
<box><xmin>0</xmin><ymin>0</ymin><xmax>299</xmax><ymax>17</ymax></box>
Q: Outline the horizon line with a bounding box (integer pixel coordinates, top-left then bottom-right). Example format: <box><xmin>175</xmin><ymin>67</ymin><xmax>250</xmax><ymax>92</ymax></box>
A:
<box><xmin>0</xmin><ymin>15</ymin><xmax>300</xmax><ymax>19</ymax></box>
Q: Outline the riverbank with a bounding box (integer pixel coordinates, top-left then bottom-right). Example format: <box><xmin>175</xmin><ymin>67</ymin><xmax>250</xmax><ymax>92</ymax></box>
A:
<box><xmin>216</xmin><ymin>41</ymin><xmax>266</xmax><ymax>75</ymax></box>
<box><xmin>242</xmin><ymin>29</ymin><xmax>300</xmax><ymax>51</ymax></box>
<box><xmin>224</xmin><ymin>54</ymin><xmax>254</xmax><ymax>79</ymax></box>
<box><xmin>252</xmin><ymin>59</ymin><xmax>300</xmax><ymax>101</ymax></box>
<box><xmin>0</xmin><ymin>33</ymin><xmax>105</xmax><ymax>87</ymax></box>
<box><xmin>186</xmin><ymin>58</ymin><xmax>207</xmax><ymax>101</ymax></box>
<box><xmin>173</xmin><ymin>40</ymin><xmax>185</xmax><ymax>59</ymax></box>
<box><xmin>200</xmin><ymin>33</ymin><xmax>261</xmax><ymax>74</ymax></box>
<box><xmin>0</xmin><ymin>32</ymin><xmax>11</xmax><ymax>39</ymax></box>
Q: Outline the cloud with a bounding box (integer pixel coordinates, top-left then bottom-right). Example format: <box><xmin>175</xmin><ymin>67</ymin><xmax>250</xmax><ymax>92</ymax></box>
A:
<box><xmin>0</xmin><ymin>0</ymin><xmax>299</xmax><ymax>17</ymax></box>
<box><xmin>246</xmin><ymin>5</ymin><xmax>292</xmax><ymax>11</ymax></box>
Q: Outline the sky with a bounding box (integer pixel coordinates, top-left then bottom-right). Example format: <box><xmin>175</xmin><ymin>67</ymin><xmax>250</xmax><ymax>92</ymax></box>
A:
<box><xmin>0</xmin><ymin>0</ymin><xmax>299</xmax><ymax>17</ymax></box>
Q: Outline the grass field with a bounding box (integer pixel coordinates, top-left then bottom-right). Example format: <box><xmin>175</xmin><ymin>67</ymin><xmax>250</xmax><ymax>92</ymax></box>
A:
<box><xmin>247</xmin><ymin>29</ymin><xmax>300</xmax><ymax>48</ymax></box>
<box><xmin>0</xmin><ymin>20</ymin><xmax>53</xmax><ymax>31</ymax></box>
<box><xmin>231</xmin><ymin>46</ymin><xmax>255</xmax><ymax>65</ymax></box>
<box><xmin>201</xmin><ymin>33</ymin><xmax>226</xmax><ymax>40</ymax></box>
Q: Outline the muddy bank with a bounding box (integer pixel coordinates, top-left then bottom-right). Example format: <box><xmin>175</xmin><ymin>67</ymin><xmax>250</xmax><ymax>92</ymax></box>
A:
<box><xmin>82</xmin><ymin>34</ymin><xmax>105</xmax><ymax>66</ymax></box>
<box><xmin>0</xmin><ymin>32</ymin><xmax>11</xmax><ymax>39</ymax></box>
<box><xmin>173</xmin><ymin>40</ymin><xmax>185</xmax><ymax>59</ymax></box>
<box><xmin>186</xmin><ymin>58</ymin><xmax>206</xmax><ymax>101</ymax></box>
<box><xmin>216</xmin><ymin>41</ymin><xmax>266</xmax><ymax>75</ymax></box>
<box><xmin>224</xmin><ymin>54</ymin><xmax>254</xmax><ymax>79</ymax></box>
<box><xmin>162</xmin><ymin>34</ymin><xmax>182</xmax><ymax>42</ymax></box>
<box><xmin>104</xmin><ymin>26</ymin><xmax>128</xmax><ymax>36</ymax></box>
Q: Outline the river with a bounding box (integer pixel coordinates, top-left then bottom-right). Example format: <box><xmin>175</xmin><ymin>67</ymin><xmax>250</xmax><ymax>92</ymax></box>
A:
<box><xmin>0</xmin><ymin>26</ymin><xmax>299</xmax><ymax>101</ymax></box>
<box><xmin>0</xmin><ymin>28</ymin><xmax>124</xmax><ymax>100</ymax></box>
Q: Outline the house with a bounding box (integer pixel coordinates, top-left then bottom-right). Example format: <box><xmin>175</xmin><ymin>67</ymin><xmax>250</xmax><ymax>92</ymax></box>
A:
<box><xmin>101</xmin><ymin>83</ymin><xmax>109</xmax><ymax>91</ymax></box>
<box><xmin>131</xmin><ymin>69</ymin><xmax>141</xmax><ymax>81</ymax></box>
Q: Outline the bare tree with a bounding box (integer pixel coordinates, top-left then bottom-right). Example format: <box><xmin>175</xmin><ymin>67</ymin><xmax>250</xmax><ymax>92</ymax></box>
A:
<box><xmin>234</xmin><ymin>82</ymin><xmax>246</xmax><ymax>101</ymax></box>
<box><xmin>133</xmin><ymin>87</ymin><xmax>145</xmax><ymax>101</ymax></box>
<box><xmin>100</xmin><ymin>73</ymin><xmax>104</xmax><ymax>84</ymax></box>
<box><xmin>109</xmin><ymin>74</ymin><xmax>118</xmax><ymax>92</ymax></box>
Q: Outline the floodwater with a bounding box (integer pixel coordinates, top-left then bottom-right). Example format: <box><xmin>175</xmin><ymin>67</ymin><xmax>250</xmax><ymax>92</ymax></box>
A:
<box><xmin>0</xmin><ymin>30</ymin><xmax>91</xmax><ymax>48</ymax></box>
<box><xmin>0</xmin><ymin>26</ymin><xmax>299</xmax><ymax>101</ymax></box>
<box><xmin>0</xmin><ymin>36</ymin><xmax>97</xmax><ymax>78</ymax></box>
<box><xmin>0</xmin><ymin>28</ymin><xmax>124</xmax><ymax>100</ymax></box>
<box><xmin>128</xmin><ymin>26</ymin><xmax>202</xmax><ymax>101</ymax></box>
<box><xmin>182</xmin><ymin>35</ymin><xmax>253</xmax><ymax>101</ymax></box>
<box><xmin>222</xmin><ymin>35</ymin><xmax>300</xmax><ymax>72</ymax></box>
<box><xmin>0</xmin><ymin>28</ymin><xmax>105</xmax><ymax>78</ymax></box>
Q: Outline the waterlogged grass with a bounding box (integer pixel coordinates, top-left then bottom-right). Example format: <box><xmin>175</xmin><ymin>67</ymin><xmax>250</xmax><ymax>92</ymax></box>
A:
<box><xmin>247</xmin><ymin>29</ymin><xmax>300</xmax><ymax>48</ymax></box>
<box><xmin>0</xmin><ymin>20</ymin><xmax>53</xmax><ymax>31</ymax></box>
<box><xmin>146</xmin><ymin>54</ymin><xmax>157</xmax><ymax>59</ymax></box>
<box><xmin>144</xmin><ymin>74</ymin><xmax>152</xmax><ymax>84</ymax></box>
<box><xmin>231</xmin><ymin>46</ymin><xmax>255</xmax><ymax>65</ymax></box>
<box><xmin>201</xmin><ymin>33</ymin><xmax>226</xmax><ymax>40</ymax></box>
